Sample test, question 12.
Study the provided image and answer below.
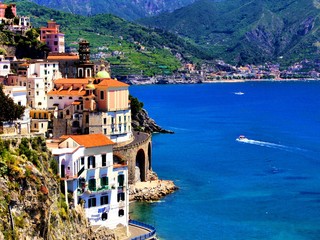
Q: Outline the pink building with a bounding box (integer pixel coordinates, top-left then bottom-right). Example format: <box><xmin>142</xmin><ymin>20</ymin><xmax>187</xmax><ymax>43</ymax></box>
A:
<box><xmin>0</xmin><ymin>3</ymin><xmax>16</xmax><ymax>18</ymax></box>
<box><xmin>40</xmin><ymin>20</ymin><xmax>65</xmax><ymax>53</ymax></box>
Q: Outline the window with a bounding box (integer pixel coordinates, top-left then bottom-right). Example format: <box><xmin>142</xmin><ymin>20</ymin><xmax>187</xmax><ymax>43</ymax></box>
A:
<box><xmin>101</xmin><ymin>176</ymin><xmax>108</xmax><ymax>187</ymax></box>
<box><xmin>102</xmin><ymin>154</ymin><xmax>106</xmax><ymax>167</ymax></box>
<box><xmin>118</xmin><ymin>209</ymin><xmax>124</xmax><ymax>217</ymax></box>
<box><xmin>49</xmin><ymin>97</ymin><xmax>53</xmax><ymax>99</ymax></box>
<box><xmin>118</xmin><ymin>175</ymin><xmax>124</xmax><ymax>187</ymax></box>
<box><xmin>88</xmin><ymin>179</ymin><xmax>96</xmax><ymax>191</ymax></box>
<box><xmin>117</xmin><ymin>192</ymin><xmax>125</xmax><ymax>202</ymax></box>
<box><xmin>111</xmin><ymin>117</ymin><xmax>114</xmax><ymax>124</ymax></box>
<box><xmin>100</xmin><ymin>195</ymin><xmax>108</xmax><ymax>205</ymax></box>
<box><xmin>124</xmin><ymin>116</ymin><xmax>126</xmax><ymax>122</ymax></box>
<box><xmin>88</xmin><ymin>197</ymin><xmax>96</xmax><ymax>208</ymax></box>
<box><xmin>85</xmin><ymin>115</ymin><xmax>89</xmax><ymax>124</ymax></box>
<box><xmin>119</xmin><ymin>116</ymin><xmax>121</xmax><ymax>122</ymax></box>
<box><xmin>81</xmin><ymin>157</ymin><xmax>84</xmax><ymax>165</ymax></box>
<box><xmin>69</xmin><ymin>97</ymin><xmax>73</xmax><ymax>99</ymax></box>
<box><xmin>104</xmin><ymin>129</ymin><xmax>107</xmax><ymax>135</ymax></box>
<box><xmin>3</xmin><ymin>65</ymin><xmax>8</xmax><ymax>69</ymax></box>
<box><xmin>100</xmin><ymin>90</ymin><xmax>104</xmax><ymax>100</ymax></box>
<box><xmin>87</xmin><ymin>156</ymin><xmax>96</xmax><ymax>169</ymax></box>
<box><xmin>59</xmin><ymin>97</ymin><xmax>62</xmax><ymax>99</ymax></box>
<box><xmin>36</xmin><ymin>91</ymin><xmax>39</xmax><ymax>96</ymax></box>
<box><xmin>101</xmin><ymin>212</ymin><xmax>108</xmax><ymax>221</ymax></box>
<box><xmin>103</xmin><ymin>118</ymin><xmax>106</xmax><ymax>125</ymax></box>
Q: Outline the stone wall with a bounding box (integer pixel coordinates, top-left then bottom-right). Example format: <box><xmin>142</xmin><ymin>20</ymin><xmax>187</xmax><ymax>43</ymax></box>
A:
<box><xmin>114</xmin><ymin>132</ymin><xmax>152</xmax><ymax>184</ymax></box>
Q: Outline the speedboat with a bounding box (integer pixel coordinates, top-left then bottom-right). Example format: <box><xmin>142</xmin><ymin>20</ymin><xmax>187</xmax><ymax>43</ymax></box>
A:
<box><xmin>234</xmin><ymin>91</ymin><xmax>244</xmax><ymax>95</ymax></box>
<box><xmin>236</xmin><ymin>135</ymin><xmax>248</xmax><ymax>141</ymax></box>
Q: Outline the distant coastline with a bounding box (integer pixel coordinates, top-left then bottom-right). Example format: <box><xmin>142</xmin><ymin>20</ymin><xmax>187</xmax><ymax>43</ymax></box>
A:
<box><xmin>125</xmin><ymin>76</ymin><xmax>320</xmax><ymax>85</ymax></box>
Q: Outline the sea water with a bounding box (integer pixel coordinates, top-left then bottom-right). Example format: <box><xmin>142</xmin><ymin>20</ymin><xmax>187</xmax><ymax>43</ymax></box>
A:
<box><xmin>129</xmin><ymin>81</ymin><xmax>320</xmax><ymax>240</ymax></box>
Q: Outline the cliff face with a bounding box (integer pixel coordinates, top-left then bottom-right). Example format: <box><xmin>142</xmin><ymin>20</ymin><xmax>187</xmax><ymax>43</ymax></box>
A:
<box><xmin>0</xmin><ymin>137</ymin><xmax>122</xmax><ymax>239</ymax></box>
<box><xmin>132</xmin><ymin>109</ymin><xmax>173</xmax><ymax>134</ymax></box>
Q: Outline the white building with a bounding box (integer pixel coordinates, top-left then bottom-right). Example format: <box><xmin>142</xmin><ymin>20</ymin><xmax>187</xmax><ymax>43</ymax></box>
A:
<box><xmin>17</xmin><ymin>60</ymin><xmax>59</xmax><ymax>109</ymax></box>
<box><xmin>0</xmin><ymin>55</ymin><xmax>11</xmax><ymax>77</ymax></box>
<box><xmin>52</xmin><ymin>134</ymin><xmax>129</xmax><ymax>230</ymax></box>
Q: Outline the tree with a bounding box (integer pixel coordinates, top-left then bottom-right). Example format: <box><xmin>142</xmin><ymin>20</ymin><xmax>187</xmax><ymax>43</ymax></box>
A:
<box><xmin>129</xmin><ymin>95</ymin><xmax>143</xmax><ymax>116</ymax></box>
<box><xmin>4</xmin><ymin>6</ymin><xmax>15</xmax><ymax>19</ymax></box>
<box><xmin>0</xmin><ymin>84</ymin><xmax>25</xmax><ymax>122</ymax></box>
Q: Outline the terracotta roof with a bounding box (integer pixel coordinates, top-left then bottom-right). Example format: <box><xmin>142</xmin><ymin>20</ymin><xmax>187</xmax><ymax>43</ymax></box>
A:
<box><xmin>54</xmin><ymin>78</ymin><xmax>89</xmax><ymax>84</ymax></box>
<box><xmin>48</xmin><ymin>55</ymin><xmax>79</xmax><ymax>60</ymax></box>
<box><xmin>97</xmin><ymin>79</ymin><xmax>129</xmax><ymax>88</ymax></box>
<box><xmin>47</xmin><ymin>89</ymin><xmax>86</xmax><ymax>96</ymax></box>
<box><xmin>61</xmin><ymin>134</ymin><xmax>114</xmax><ymax>148</ymax></box>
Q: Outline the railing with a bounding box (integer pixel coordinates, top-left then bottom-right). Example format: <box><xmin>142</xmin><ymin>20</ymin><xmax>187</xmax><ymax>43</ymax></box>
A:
<box><xmin>77</xmin><ymin>166</ymin><xmax>85</xmax><ymax>177</ymax></box>
<box><xmin>129</xmin><ymin>220</ymin><xmax>157</xmax><ymax>240</ymax></box>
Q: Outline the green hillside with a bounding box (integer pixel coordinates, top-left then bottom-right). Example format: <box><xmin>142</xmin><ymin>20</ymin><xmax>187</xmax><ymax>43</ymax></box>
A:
<box><xmin>6</xmin><ymin>0</ymin><xmax>208</xmax><ymax>76</ymax></box>
<box><xmin>27</xmin><ymin>0</ymin><xmax>196</xmax><ymax>21</ymax></box>
<box><xmin>138</xmin><ymin>0</ymin><xmax>320</xmax><ymax>66</ymax></box>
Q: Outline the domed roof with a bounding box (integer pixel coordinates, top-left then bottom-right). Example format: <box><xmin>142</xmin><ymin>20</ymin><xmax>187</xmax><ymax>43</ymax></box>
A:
<box><xmin>85</xmin><ymin>79</ymin><xmax>95</xmax><ymax>90</ymax></box>
<box><xmin>95</xmin><ymin>64</ymin><xmax>110</xmax><ymax>79</ymax></box>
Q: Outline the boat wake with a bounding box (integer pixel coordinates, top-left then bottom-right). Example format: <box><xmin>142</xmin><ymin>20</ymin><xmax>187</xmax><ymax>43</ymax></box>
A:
<box><xmin>237</xmin><ymin>138</ymin><xmax>306</xmax><ymax>153</ymax></box>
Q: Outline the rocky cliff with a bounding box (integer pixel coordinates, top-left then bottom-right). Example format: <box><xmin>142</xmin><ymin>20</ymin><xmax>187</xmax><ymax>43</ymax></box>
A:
<box><xmin>0</xmin><ymin>137</ymin><xmax>125</xmax><ymax>239</ymax></box>
<box><xmin>132</xmin><ymin>109</ymin><xmax>174</xmax><ymax>134</ymax></box>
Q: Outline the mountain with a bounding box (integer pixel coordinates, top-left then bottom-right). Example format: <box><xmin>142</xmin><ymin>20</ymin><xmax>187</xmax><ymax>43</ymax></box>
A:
<box><xmin>9</xmin><ymin>1</ymin><xmax>209</xmax><ymax>76</ymax></box>
<box><xmin>138</xmin><ymin>0</ymin><xmax>320</xmax><ymax>65</ymax></box>
<box><xmin>25</xmin><ymin>0</ymin><xmax>196</xmax><ymax>21</ymax></box>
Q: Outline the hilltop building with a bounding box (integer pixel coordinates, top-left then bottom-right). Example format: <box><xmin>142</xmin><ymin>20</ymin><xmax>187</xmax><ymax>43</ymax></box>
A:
<box><xmin>40</xmin><ymin>20</ymin><xmax>65</xmax><ymax>53</ymax></box>
<box><xmin>52</xmin><ymin>134</ymin><xmax>129</xmax><ymax>230</ymax></box>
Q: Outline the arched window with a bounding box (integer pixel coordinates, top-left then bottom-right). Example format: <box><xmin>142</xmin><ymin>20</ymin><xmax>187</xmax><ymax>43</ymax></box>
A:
<box><xmin>101</xmin><ymin>212</ymin><xmax>108</xmax><ymax>221</ymax></box>
<box><xmin>3</xmin><ymin>65</ymin><xmax>8</xmax><ymax>69</ymax></box>
<box><xmin>118</xmin><ymin>209</ymin><xmax>124</xmax><ymax>217</ymax></box>
<box><xmin>78</xmin><ymin>68</ymin><xmax>83</xmax><ymax>78</ymax></box>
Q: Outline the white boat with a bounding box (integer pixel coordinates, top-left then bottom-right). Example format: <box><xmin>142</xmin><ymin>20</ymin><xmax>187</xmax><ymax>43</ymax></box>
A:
<box><xmin>234</xmin><ymin>92</ymin><xmax>244</xmax><ymax>95</ymax></box>
<box><xmin>236</xmin><ymin>135</ymin><xmax>248</xmax><ymax>141</ymax></box>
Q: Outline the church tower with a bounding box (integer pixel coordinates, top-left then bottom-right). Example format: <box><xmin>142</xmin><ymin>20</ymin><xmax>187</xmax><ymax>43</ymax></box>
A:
<box><xmin>76</xmin><ymin>40</ymin><xmax>94</xmax><ymax>78</ymax></box>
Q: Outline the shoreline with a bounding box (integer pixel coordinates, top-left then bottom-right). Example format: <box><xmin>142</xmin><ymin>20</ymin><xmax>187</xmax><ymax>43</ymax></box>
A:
<box><xmin>127</xmin><ymin>78</ymin><xmax>320</xmax><ymax>85</ymax></box>
<box><xmin>129</xmin><ymin>179</ymin><xmax>178</xmax><ymax>202</ymax></box>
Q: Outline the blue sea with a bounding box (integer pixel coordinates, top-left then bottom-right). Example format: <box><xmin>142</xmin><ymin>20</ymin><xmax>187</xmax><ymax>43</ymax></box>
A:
<box><xmin>129</xmin><ymin>81</ymin><xmax>320</xmax><ymax>240</ymax></box>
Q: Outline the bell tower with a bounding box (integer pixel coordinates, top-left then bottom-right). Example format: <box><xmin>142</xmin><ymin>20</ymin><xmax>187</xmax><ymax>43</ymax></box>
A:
<box><xmin>76</xmin><ymin>40</ymin><xmax>94</xmax><ymax>78</ymax></box>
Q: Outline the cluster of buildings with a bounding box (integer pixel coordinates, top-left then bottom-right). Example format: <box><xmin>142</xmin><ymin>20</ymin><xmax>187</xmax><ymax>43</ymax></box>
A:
<box><xmin>1</xmin><ymin>6</ymin><xmax>154</xmax><ymax>237</ymax></box>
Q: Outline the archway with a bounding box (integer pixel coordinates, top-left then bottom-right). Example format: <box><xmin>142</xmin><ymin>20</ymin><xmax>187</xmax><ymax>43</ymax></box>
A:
<box><xmin>135</xmin><ymin>149</ymin><xmax>146</xmax><ymax>182</ymax></box>
<box><xmin>148</xmin><ymin>142</ymin><xmax>152</xmax><ymax>170</ymax></box>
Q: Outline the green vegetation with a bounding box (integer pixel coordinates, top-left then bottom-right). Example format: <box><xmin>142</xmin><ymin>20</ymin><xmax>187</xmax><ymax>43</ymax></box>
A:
<box><xmin>0</xmin><ymin>84</ymin><xmax>25</xmax><ymax>123</ymax></box>
<box><xmin>129</xmin><ymin>95</ymin><xmax>144</xmax><ymax>116</ymax></box>
<box><xmin>138</xmin><ymin>0</ymin><xmax>320</xmax><ymax>66</ymax></box>
<box><xmin>7</xmin><ymin>0</ymin><xmax>211</xmax><ymax>76</ymax></box>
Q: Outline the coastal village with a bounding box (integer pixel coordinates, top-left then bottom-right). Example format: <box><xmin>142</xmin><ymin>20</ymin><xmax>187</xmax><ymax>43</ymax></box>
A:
<box><xmin>0</xmin><ymin>3</ymin><xmax>177</xmax><ymax>239</ymax></box>
<box><xmin>0</xmin><ymin>2</ymin><xmax>319</xmax><ymax>239</ymax></box>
